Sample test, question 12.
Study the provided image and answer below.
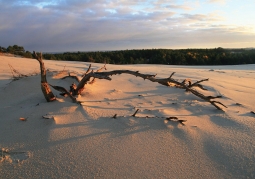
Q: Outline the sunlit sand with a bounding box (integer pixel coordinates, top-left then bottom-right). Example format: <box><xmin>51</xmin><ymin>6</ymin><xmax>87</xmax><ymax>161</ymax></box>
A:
<box><xmin>1</xmin><ymin>55</ymin><xmax>255</xmax><ymax>178</ymax></box>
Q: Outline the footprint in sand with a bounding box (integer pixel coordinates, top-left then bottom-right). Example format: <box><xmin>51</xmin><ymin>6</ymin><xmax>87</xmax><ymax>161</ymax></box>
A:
<box><xmin>1</xmin><ymin>148</ymin><xmax>30</xmax><ymax>164</ymax></box>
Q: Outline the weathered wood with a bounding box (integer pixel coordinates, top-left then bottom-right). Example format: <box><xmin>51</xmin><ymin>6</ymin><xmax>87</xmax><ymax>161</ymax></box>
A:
<box><xmin>81</xmin><ymin>64</ymin><xmax>92</xmax><ymax>77</ymax></box>
<box><xmin>73</xmin><ymin>71</ymin><xmax>111</xmax><ymax>95</ymax></box>
<box><xmin>132</xmin><ymin>109</ymin><xmax>140</xmax><ymax>117</ymax></box>
<box><xmin>38</xmin><ymin>60</ymin><xmax>226</xmax><ymax>110</ymax></box>
<box><xmin>169</xmin><ymin>72</ymin><xmax>175</xmax><ymax>79</ymax></box>
<box><xmin>33</xmin><ymin>51</ymin><xmax>56</xmax><ymax>102</ymax></box>
<box><xmin>89</xmin><ymin>64</ymin><xmax>107</xmax><ymax>84</ymax></box>
<box><xmin>111</xmin><ymin>109</ymin><xmax>186</xmax><ymax>125</ymax></box>
<box><xmin>74</xmin><ymin>69</ymin><xmax>226</xmax><ymax>110</ymax></box>
<box><xmin>49</xmin><ymin>84</ymin><xmax>77</xmax><ymax>102</ymax></box>
<box><xmin>61</xmin><ymin>73</ymin><xmax>80</xmax><ymax>83</ymax></box>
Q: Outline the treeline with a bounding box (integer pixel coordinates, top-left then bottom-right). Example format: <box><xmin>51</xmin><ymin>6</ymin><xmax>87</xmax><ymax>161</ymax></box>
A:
<box><xmin>43</xmin><ymin>48</ymin><xmax>255</xmax><ymax>65</ymax></box>
<box><xmin>1</xmin><ymin>45</ymin><xmax>255</xmax><ymax>65</ymax></box>
<box><xmin>0</xmin><ymin>45</ymin><xmax>33</xmax><ymax>58</ymax></box>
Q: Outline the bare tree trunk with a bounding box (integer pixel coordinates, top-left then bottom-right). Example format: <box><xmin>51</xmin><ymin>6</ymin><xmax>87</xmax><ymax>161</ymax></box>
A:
<box><xmin>33</xmin><ymin>51</ymin><xmax>56</xmax><ymax>102</ymax></box>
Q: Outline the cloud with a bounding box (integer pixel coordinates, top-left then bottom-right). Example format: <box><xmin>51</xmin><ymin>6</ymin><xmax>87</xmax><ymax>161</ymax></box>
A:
<box><xmin>207</xmin><ymin>0</ymin><xmax>227</xmax><ymax>5</ymax></box>
<box><xmin>0</xmin><ymin>0</ymin><xmax>254</xmax><ymax>51</ymax></box>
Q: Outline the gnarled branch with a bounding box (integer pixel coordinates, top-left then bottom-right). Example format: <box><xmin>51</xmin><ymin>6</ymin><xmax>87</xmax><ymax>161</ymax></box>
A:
<box><xmin>74</xmin><ymin>69</ymin><xmax>226</xmax><ymax>110</ymax></box>
<box><xmin>33</xmin><ymin>56</ymin><xmax>226</xmax><ymax>110</ymax></box>
<box><xmin>49</xmin><ymin>84</ymin><xmax>77</xmax><ymax>102</ymax></box>
<box><xmin>61</xmin><ymin>73</ymin><xmax>80</xmax><ymax>83</ymax></box>
<box><xmin>33</xmin><ymin>51</ymin><xmax>56</xmax><ymax>102</ymax></box>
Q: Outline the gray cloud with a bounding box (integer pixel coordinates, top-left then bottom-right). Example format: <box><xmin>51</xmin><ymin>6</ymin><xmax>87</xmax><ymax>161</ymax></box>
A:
<box><xmin>0</xmin><ymin>0</ymin><xmax>254</xmax><ymax>52</ymax></box>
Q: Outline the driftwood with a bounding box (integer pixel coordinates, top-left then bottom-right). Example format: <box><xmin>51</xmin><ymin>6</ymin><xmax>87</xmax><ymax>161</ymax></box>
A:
<box><xmin>48</xmin><ymin>84</ymin><xmax>77</xmax><ymax>102</ymax></box>
<box><xmin>132</xmin><ymin>109</ymin><xmax>140</xmax><ymax>117</ymax></box>
<box><xmin>33</xmin><ymin>51</ymin><xmax>56</xmax><ymax>102</ymax></box>
<box><xmin>33</xmin><ymin>53</ymin><xmax>226</xmax><ymax>110</ymax></box>
<box><xmin>61</xmin><ymin>73</ymin><xmax>80</xmax><ymax>83</ymax></box>
<box><xmin>71</xmin><ymin>70</ymin><xmax>226</xmax><ymax>110</ymax></box>
<box><xmin>89</xmin><ymin>64</ymin><xmax>107</xmax><ymax>84</ymax></box>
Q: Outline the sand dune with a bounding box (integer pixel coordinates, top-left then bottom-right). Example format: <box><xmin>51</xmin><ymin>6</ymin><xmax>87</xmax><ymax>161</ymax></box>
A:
<box><xmin>0</xmin><ymin>55</ymin><xmax>255</xmax><ymax>178</ymax></box>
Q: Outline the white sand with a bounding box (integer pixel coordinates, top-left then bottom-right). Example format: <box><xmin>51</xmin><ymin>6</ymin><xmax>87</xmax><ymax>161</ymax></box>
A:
<box><xmin>0</xmin><ymin>55</ymin><xmax>255</xmax><ymax>178</ymax></box>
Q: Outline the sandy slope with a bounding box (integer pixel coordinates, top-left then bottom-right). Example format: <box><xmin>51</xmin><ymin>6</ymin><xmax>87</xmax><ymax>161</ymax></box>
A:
<box><xmin>0</xmin><ymin>55</ymin><xmax>255</xmax><ymax>179</ymax></box>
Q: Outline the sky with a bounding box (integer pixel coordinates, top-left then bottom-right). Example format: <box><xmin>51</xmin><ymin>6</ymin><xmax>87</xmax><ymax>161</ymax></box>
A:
<box><xmin>0</xmin><ymin>0</ymin><xmax>255</xmax><ymax>52</ymax></box>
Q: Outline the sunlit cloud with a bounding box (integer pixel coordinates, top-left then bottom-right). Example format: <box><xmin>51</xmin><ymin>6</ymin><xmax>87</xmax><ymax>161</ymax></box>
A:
<box><xmin>0</xmin><ymin>0</ymin><xmax>254</xmax><ymax>51</ymax></box>
<box><xmin>207</xmin><ymin>0</ymin><xmax>227</xmax><ymax>4</ymax></box>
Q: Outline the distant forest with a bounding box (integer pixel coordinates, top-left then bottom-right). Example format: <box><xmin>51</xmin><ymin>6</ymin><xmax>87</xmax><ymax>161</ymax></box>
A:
<box><xmin>1</xmin><ymin>45</ymin><xmax>255</xmax><ymax>65</ymax></box>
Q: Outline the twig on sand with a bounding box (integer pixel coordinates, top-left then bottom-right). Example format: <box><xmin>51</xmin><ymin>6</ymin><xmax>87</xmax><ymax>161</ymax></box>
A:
<box><xmin>112</xmin><ymin>109</ymin><xmax>186</xmax><ymax>126</ymax></box>
<box><xmin>132</xmin><ymin>109</ymin><xmax>140</xmax><ymax>117</ymax></box>
<box><xmin>8</xmin><ymin>64</ymin><xmax>28</xmax><ymax>80</ymax></box>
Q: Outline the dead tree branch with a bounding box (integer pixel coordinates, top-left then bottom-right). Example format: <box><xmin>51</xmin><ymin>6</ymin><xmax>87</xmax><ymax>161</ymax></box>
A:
<box><xmin>169</xmin><ymin>72</ymin><xmax>175</xmax><ymax>79</ymax></box>
<box><xmin>74</xmin><ymin>71</ymin><xmax>111</xmax><ymax>95</ymax></box>
<box><xmin>112</xmin><ymin>109</ymin><xmax>186</xmax><ymax>125</ymax></box>
<box><xmin>8</xmin><ymin>64</ymin><xmax>28</xmax><ymax>80</ymax></box>
<box><xmin>132</xmin><ymin>109</ymin><xmax>140</xmax><ymax>117</ymax></box>
<box><xmin>89</xmin><ymin>64</ymin><xmax>107</xmax><ymax>84</ymax></box>
<box><xmin>33</xmin><ymin>51</ymin><xmax>56</xmax><ymax>102</ymax></box>
<box><xmin>33</xmin><ymin>56</ymin><xmax>226</xmax><ymax>110</ymax></box>
<box><xmin>74</xmin><ymin>70</ymin><xmax>226</xmax><ymax>110</ymax></box>
<box><xmin>81</xmin><ymin>64</ymin><xmax>92</xmax><ymax>77</ymax></box>
<box><xmin>61</xmin><ymin>73</ymin><xmax>80</xmax><ymax>83</ymax></box>
<box><xmin>49</xmin><ymin>84</ymin><xmax>77</xmax><ymax>102</ymax></box>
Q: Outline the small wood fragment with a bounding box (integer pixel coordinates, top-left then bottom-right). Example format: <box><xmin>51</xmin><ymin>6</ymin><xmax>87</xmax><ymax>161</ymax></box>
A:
<box><xmin>166</xmin><ymin>117</ymin><xmax>178</xmax><ymax>120</ymax></box>
<box><xmin>19</xmin><ymin>117</ymin><xmax>27</xmax><ymax>121</ymax></box>
<box><xmin>169</xmin><ymin>72</ymin><xmax>175</xmax><ymax>79</ymax></box>
<box><xmin>132</xmin><ymin>109</ymin><xmax>139</xmax><ymax>117</ymax></box>
<box><xmin>42</xmin><ymin>115</ymin><xmax>55</xmax><ymax>119</ymax></box>
<box><xmin>178</xmin><ymin>120</ymin><xmax>187</xmax><ymax>126</ymax></box>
